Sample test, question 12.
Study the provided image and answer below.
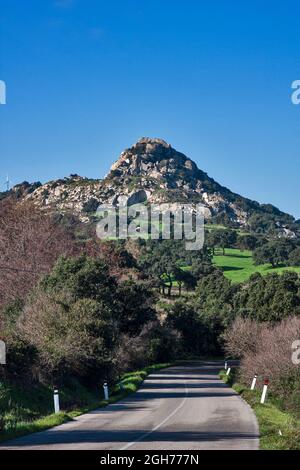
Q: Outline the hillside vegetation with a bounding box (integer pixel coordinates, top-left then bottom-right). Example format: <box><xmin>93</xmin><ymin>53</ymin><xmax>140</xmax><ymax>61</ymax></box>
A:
<box><xmin>1</xmin><ymin>198</ymin><xmax>300</xmax><ymax>448</ymax></box>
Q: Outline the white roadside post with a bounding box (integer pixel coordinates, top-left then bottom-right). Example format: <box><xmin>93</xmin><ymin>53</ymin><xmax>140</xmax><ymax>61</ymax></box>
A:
<box><xmin>53</xmin><ymin>389</ymin><xmax>60</xmax><ymax>414</ymax></box>
<box><xmin>251</xmin><ymin>374</ymin><xmax>258</xmax><ymax>390</ymax></box>
<box><xmin>103</xmin><ymin>382</ymin><xmax>109</xmax><ymax>400</ymax></box>
<box><xmin>226</xmin><ymin>367</ymin><xmax>231</xmax><ymax>376</ymax></box>
<box><xmin>224</xmin><ymin>360</ymin><xmax>228</xmax><ymax>370</ymax></box>
<box><xmin>260</xmin><ymin>379</ymin><xmax>269</xmax><ymax>404</ymax></box>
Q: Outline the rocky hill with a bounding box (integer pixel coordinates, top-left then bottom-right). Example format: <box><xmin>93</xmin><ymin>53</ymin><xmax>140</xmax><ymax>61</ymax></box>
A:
<box><xmin>2</xmin><ymin>137</ymin><xmax>298</xmax><ymax>233</ymax></box>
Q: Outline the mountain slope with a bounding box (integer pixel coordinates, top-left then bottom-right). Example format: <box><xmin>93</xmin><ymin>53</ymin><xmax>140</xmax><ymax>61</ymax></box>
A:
<box><xmin>2</xmin><ymin>137</ymin><xmax>297</xmax><ymax>232</ymax></box>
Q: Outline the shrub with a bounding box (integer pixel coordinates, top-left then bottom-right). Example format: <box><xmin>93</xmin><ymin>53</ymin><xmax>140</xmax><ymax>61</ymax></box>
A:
<box><xmin>166</xmin><ymin>301</ymin><xmax>214</xmax><ymax>356</ymax></box>
<box><xmin>115</xmin><ymin>321</ymin><xmax>181</xmax><ymax>372</ymax></box>
<box><xmin>224</xmin><ymin>316</ymin><xmax>300</xmax><ymax>409</ymax></box>
<box><xmin>223</xmin><ymin>317</ymin><xmax>264</xmax><ymax>359</ymax></box>
<box><xmin>289</xmin><ymin>247</ymin><xmax>300</xmax><ymax>267</ymax></box>
<box><xmin>18</xmin><ymin>289</ymin><xmax>116</xmax><ymax>383</ymax></box>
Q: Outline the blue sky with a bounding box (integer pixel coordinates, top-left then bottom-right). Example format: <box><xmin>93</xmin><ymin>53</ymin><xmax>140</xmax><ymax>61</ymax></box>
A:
<box><xmin>1</xmin><ymin>0</ymin><xmax>300</xmax><ymax>217</ymax></box>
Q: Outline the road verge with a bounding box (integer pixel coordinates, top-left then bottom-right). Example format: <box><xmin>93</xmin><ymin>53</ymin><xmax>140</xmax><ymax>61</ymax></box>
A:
<box><xmin>0</xmin><ymin>362</ymin><xmax>171</xmax><ymax>443</ymax></box>
<box><xmin>220</xmin><ymin>369</ymin><xmax>300</xmax><ymax>449</ymax></box>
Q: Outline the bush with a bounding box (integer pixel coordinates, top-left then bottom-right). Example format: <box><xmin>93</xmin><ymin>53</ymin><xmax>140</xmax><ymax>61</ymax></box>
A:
<box><xmin>223</xmin><ymin>317</ymin><xmax>263</xmax><ymax>359</ymax></box>
<box><xmin>82</xmin><ymin>198</ymin><xmax>100</xmax><ymax>214</ymax></box>
<box><xmin>18</xmin><ymin>289</ymin><xmax>116</xmax><ymax>383</ymax></box>
<box><xmin>289</xmin><ymin>247</ymin><xmax>300</xmax><ymax>267</ymax></box>
<box><xmin>224</xmin><ymin>316</ymin><xmax>300</xmax><ymax>410</ymax></box>
<box><xmin>115</xmin><ymin>321</ymin><xmax>181</xmax><ymax>371</ymax></box>
<box><xmin>166</xmin><ymin>301</ymin><xmax>214</xmax><ymax>356</ymax></box>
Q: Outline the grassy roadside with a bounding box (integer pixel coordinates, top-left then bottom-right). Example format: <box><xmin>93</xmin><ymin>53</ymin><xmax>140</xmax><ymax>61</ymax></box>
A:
<box><xmin>220</xmin><ymin>369</ymin><xmax>300</xmax><ymax>450</ymax></box>
<box><xmin>0</xmin><ymin>362</ymin><xmax>171</xmax><ymax>443</ymax></box>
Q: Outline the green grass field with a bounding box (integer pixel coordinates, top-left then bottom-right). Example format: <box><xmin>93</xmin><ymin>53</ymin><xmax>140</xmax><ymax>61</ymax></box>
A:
<box><xmin>213</xmin><ymin>248</ymin><xmax>300</xmax><ymax>283</ymax></box>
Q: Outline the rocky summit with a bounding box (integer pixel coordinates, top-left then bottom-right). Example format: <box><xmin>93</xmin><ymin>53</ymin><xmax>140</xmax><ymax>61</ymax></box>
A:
<box><xmin>2</xmin><ymin>137</ymin><xmax>296</xmax><ymax>231</ymax></box>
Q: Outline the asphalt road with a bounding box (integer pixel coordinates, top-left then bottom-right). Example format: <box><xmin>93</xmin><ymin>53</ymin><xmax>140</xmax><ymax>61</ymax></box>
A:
<box><xmin>0</xmin><ymin>361</ymin><xmax>259</xmax><ymax>450</ymax></box>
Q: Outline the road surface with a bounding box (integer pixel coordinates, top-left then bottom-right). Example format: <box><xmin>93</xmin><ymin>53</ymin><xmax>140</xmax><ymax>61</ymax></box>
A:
<box><xmin>0</xmin><ymin>361</ymin><xmax>259</xmax><ymax>450</ymax></box>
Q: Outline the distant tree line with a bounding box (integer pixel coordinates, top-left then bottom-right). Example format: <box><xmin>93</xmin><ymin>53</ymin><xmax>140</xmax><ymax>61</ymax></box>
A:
<box><xmin>205</xmin><ymin>226</ymin><xmax>300</xmax><ymax>268</ymax></box>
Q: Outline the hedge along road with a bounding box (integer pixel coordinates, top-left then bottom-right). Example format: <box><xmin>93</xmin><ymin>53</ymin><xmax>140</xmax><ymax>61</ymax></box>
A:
<box><xmin>0</xmin><ymin>361</ymin><xmax>259</xmax><ymax>450</ymax></box>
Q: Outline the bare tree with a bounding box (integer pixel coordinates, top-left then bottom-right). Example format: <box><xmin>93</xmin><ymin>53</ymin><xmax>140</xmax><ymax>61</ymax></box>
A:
<box><xmin>224</xmin><ymin>316</ymin><xmax>300</xmax><ymax>402</ymax></box>
<box><xmin>0</xmin><ymin>199</ymin><xmax>76</xmax><ymax>308</ymax></box>
<box><xmin>223</xmin><ymin>317</ymin><xmax>264</xmax><ymax>359</ymax></box>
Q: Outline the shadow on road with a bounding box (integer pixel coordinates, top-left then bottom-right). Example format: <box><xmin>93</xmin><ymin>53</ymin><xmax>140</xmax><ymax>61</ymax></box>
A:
<box><xmin>3</xmin><ymin>429</ymin><xmax>259</xmax><ymax>447</ymax></box>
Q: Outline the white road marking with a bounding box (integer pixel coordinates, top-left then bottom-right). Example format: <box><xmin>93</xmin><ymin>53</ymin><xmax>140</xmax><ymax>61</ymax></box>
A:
<box><xmin>120</xmin><ymin>380</ymin><xmax>188</xmax><ymax>450</ymax></box>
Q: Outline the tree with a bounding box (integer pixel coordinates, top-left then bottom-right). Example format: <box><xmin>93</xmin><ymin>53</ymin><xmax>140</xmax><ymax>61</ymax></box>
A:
<box><xmin>18</xmin><ymin>289</ymin><xmax>116</xmax><ymax>382</ymax></box>
<box><xmin>236</xmin><ymin>234</ymin><xmax>259</xmax><ymax>251</ymax></box>
<box><xmin>195</xmin><ymin>271</ymin><xmax>235</xmax><ymax>319</ymax></box>
<box><xmin>41</xmin><ymin>255</ymin><xmax>117</xmax><ymax>303</ymax></box>
<box><xmin>211</xmin><ymin>229</ymin><xmax>237</xmax><ymax>255</ymax></box>
<box><xmin>160</xmin><ymin>254</ymin><xmax>177</xmax><ymax>296</ymax></box>
<box><xmin>14</xmin><ymin>253</ymin><xmax>162</xmax><ymax>383</ymax></box>
<box><xmin>116</xmin><ymin>280</ymin><xmax>156</xmax><ymax>334</ymax></box>
<box><xmin>253</xmin><ymin>240</ymin><xmax>293</xmax><ymax>268</ymax></box>
<box><xmin>172</xmin><ymin>267</ymin><xmax>196</xmax><ymax>295</ymax></box>
<box><xmin>166</xmin><ymin>302</ymin><xmax>210</xmax><ymax>355</ymax></box>
<box><xmin>166</xmin><ymin>294</ymin><xmax>228</xmax><ymax>356</ymax></box>
<box><xmin>0</xmin><ymin>199</ymin><xmax>76</xmax><ymax>308</ymax></box>
<box><xmin>138</xmin><ymin>239</ymin><xmax>214</xmax><ymax>296</ymax></box>
<box><xmin>247</xmin><ymin>213</ymin><xmax>277</xmax><ymax>234</ymax></box>
<box><xmin>223</xmin><ymin>317</ymin><xmax>263</xmax><ymax>359</ymax></box>
<box><xmin>233</xmin><ymin>271</ymin><xmax>300</xmax><ymax>321</ymax></box>
<box><xmin>205</xmin><ymin>230</ymin><xmax>218</xmax><ymax>255</ymax></box>
<box><xmin>190</xmin><ymin>260</ymin><xmax>217</xmax><ymax>284</ymax></box>
<box><xmin>115</xmin><ymin>320</ymin><xmax>181</xmax><ymax>370</ymax></box>
<box><xmin>138</xmin><ymin>241</ymin><xmax>178</xmax><ymax>296</ymax></box>
<box><xmin>289</xmin><ymin>247</ymin><xmax>300</xmax><ymax>266</ymax></box>
<box><xmin>0</xmin><ymin>299</ymin><xmax>35</xmax><ymax>380</ymax></box>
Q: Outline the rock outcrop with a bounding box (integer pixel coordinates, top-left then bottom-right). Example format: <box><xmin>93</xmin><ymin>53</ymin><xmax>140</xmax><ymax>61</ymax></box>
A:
<box><xmin>3</xmin><ymin>137</ymin><xmax>295</xmax><ymax>231</ymax></box>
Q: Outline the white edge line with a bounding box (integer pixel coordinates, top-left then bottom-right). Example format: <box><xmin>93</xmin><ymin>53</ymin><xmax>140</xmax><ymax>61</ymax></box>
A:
<box><xmin>120</xmin><ymin>380</ymin><xmax>188</xmax><ymax>450</ymax></box>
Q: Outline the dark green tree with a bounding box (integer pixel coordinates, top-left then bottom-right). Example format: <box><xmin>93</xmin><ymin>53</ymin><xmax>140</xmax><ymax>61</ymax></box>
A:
<box><xmin>253</xmin><ymin>240</ymin><xmax>293</xmax><ymax>268</ymax></box>
<box><xmin>116</xmin><ymin>280</ymin><xmax>156</xmax><ymax>334</ymax></box>
<box><xmin>289</xmin><ymin>247</ymin><xmax>300</xmax><ymax>266</ymax></box>
<box><xmin>236</xmin><ymin>234</ymin><xmax>259</xmax><ymax>251</ymax></box>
